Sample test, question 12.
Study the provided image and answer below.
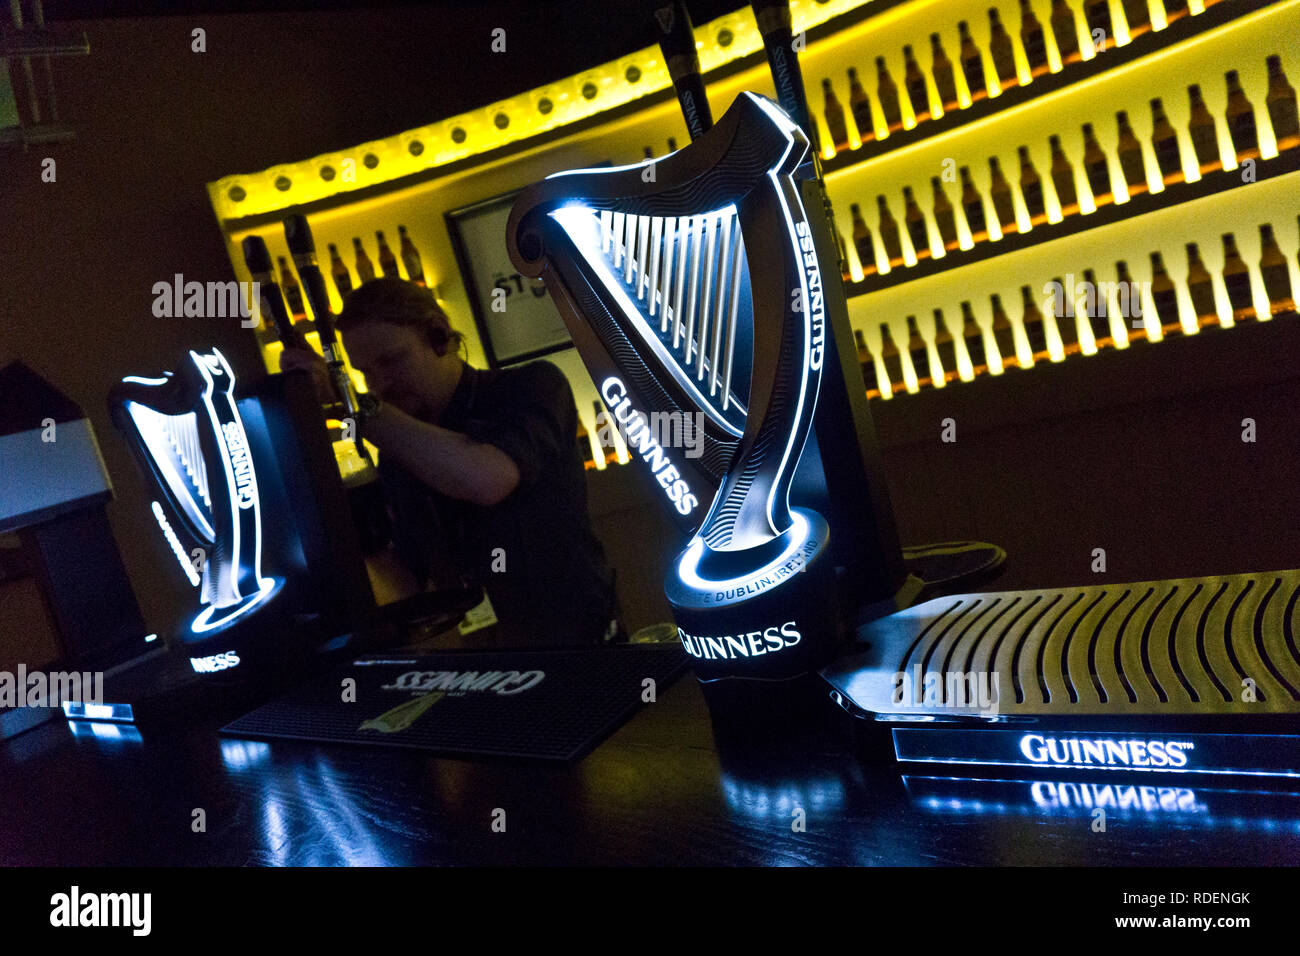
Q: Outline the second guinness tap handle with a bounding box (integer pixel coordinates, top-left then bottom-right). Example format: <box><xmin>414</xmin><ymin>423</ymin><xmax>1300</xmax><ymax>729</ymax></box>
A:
<box><xmin>654</xmin><ymin>0</ymin><xmax>713</xmax><ymax>140</ymax></box>
<box><xmin>241</xmin><ymin>235</ymin><xmax>309</xmax><ymax>352</ymax></box>
<box><xmin>284</xmin><ymin>214</ymin><xmax>373</xmax><ymax>465</ymax></box>
<box><xmin>752</xmin><ymin>0</ymin><xmax>819</xmax><ymax>164</ymax></box>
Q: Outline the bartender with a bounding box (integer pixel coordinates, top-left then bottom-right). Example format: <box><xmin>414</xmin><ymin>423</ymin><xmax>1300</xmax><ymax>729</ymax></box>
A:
<box><xmin>281</xmin><ymin>277</ymin><xmax>624</xmax><ymax>647</ymax></box>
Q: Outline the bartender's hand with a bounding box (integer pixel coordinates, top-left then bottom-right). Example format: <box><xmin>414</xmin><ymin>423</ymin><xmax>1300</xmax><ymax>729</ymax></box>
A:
<box><xmin>279</xmin><ymin>347</ymin><xmax>335</xmax><ymax>405</ymax></box>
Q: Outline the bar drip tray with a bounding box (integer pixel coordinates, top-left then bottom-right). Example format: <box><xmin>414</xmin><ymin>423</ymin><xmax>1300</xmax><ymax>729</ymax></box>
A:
<box><xmin>826</xmin><ymin>568</ymin><xmax>1300</xmax><ymax>718</ymax></box>
<box><xmin>822</xmin><ymin>569</ymin><xmax>1300</xmax><ymax>777</ymax></box>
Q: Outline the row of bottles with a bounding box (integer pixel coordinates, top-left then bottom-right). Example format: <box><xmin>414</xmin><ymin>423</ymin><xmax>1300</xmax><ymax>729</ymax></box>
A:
<box><xmin>273</xmin><ymin>226</ymin><xmax>430</xmax><ymax>323</ymax></box>
<box><xmin>855</xmin><ymin>219</ymin><xmax>1299</xmax><ymax>396</ymax></box>
<box><xmin>838</xmin><ymin>57</ymin><xmax>1298</xmax><ymax>278</ymax></box>
<box><xmin>820</xmin><ymin>0</ymin><xmax>1218</xmax><ymax>153</ymax></box>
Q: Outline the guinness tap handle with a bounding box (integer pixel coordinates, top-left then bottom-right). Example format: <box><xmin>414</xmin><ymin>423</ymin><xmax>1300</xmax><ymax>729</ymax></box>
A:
<box><xmin>654</xmin><ymin>0</ymin><xmax>713</xmax><ymax>140</ymax></box>
<box><xmin>283</xmin><ymin>216</ymin><xmax>370</xmax><ymax>464</ymax></box>
<box><xmin>283</xmin><ymin>214</ymin><xmax>342</xmax><ymax>349</ymax></box>
<box><xmin>241</xmin><ymin>235</ymin><xmax>308</xmax><ymax>352</ymax></box>
<box><xmin>751</xmin><ymin>0</ymin><xmax>818</xmax><ymax>162</ymax></box>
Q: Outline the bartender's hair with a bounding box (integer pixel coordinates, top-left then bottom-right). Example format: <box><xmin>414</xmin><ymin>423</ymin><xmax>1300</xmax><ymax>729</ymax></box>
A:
<box><xmin>338</xmin><ymin>278</ymin><xmax>466</xmax><ymax>357</ymax></box>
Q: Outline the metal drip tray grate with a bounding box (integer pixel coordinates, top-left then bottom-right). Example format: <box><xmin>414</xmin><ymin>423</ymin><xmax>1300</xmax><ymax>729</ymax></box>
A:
<box><xmin>823</xmin><ymin>570</ymin><xmax>1300</xmax><ymax>718</ymax></box>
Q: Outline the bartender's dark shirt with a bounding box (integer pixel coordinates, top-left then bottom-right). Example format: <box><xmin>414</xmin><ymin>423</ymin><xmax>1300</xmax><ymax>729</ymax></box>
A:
<box><xmin>380</xmin><ymin>361</ymin><xmax>619</xmax><ymax>646</ymax></box>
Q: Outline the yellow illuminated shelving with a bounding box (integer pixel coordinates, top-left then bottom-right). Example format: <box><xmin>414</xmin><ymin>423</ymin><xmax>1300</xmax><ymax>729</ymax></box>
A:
<box><xmin>212</xmin><ymin>0</ymin><xmax>1300</xmax><ymax>457</ymax></box>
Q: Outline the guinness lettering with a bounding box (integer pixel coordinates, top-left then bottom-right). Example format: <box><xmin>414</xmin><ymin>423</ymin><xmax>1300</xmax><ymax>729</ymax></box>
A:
<box><xmin>1019</xmin><ymin>734</ymin><xmax>1194</xmax><ymax>769</ymax></box>
<box><xmin>678</xmin><ymin>621</ymin><xmax>802</xmax><ymax>660</ymax></box>
<box><xmin>795</xmin><ymin>220</ymin><xmax>825</xmax><ymax>370</ymax></box>
<box><xmin>221</xmin><ymin>421</ymin><xmax>255</xmax><ymax>509</ymax></box>
<box><xmin>381</xmin><ymin>669</ymin><xmax>546</xmax><ymax>696</ymax></box>
<box><xmin>601</xmin><ymin>377</ymin><xmax>698</xmax><ymax>515</ymax></box>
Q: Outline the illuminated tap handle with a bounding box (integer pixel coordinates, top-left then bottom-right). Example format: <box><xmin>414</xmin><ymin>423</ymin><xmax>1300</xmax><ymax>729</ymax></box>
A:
<box><xmin>508</xmin><ymin>92</ymin><xmax>838</xmax><ymax>682</ymax></box>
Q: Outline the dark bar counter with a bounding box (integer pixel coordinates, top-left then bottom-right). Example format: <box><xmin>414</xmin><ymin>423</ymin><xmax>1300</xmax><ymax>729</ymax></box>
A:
<box><xmin>3</xmin><ymin>670</ymin><xmax>1298</xmax><ymax>867</ymax></box>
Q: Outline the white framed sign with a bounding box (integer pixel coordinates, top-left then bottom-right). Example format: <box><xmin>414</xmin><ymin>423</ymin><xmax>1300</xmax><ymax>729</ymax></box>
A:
<box><xmin>445</xmin><ymin>191</ymin><xmax>572</xmax><ymax>367</ymax></box>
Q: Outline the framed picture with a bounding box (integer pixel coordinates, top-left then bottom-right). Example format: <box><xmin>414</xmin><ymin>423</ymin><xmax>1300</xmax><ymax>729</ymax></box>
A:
<box><xmin>445</xmin><ymin>190</ymin><xmax>572</xmax><ymax>368</ymax></box>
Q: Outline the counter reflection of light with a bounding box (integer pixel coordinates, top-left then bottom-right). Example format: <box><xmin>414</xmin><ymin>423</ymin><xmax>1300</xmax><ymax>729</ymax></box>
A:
<box><xmin>67</xmin><ymin>721</ymin><xmax>143</xmax><ymax>744</ymax></box>
<box><xmin>721</xmin><ymin>774</ymin><xmax>845</xmax><ymax>820</ymax></box>
<box><xmin>220</xmin><ymin>738</ymin><xmax>271</xmax><ymax>771</ymax></box>
<box><xmin>242</xmin><ymin>751</ymin><xmax>406</xmax><ymax>865</ymax></box>
<box><xmin>904</xmin><ymin>775</ymin><xmax>1300</xmax><ymax>833</ymax></box>
<box><xmin>62</xmin><ymin>702</ymin><xmax>134</xmax><ymax>723</ymax></box>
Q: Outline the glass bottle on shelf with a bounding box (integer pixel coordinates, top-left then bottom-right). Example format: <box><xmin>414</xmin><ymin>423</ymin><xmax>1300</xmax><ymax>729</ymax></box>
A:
<box><xmin>848</xmin><ymin>67</ymin><xmax>875</xmax><ymax>143</ymax></box>
<box><xmin>1116</xmin><ymin>259</ymin><xmax>1145</xmax><ymax>341</ymax></box>
<box><xmin>1020</xmin><ymin>0</ymin><xmax>1050</xmax><ymax>79</ymax></box>
<box><xmin>958</xmin><ymin>21</ymin><xmax>987</xmax><ymax>103</ymax></box>
<box><xmin>988</xmin><ymin>9</ymin><xmax>1018</xmax><ymax>90</ymax></box>
<box><xmin>854</xmin><ymin>329</ymin><xmax>873</xmax><ymax>388</ymax></box>
<box><xmin>1018</xmin><ymin>145</ymin><xmax>1048</xmax><ymax>225</ymax></box>
<box><xmin>933</xmin><ymin>308</ymin><xmax>957</xmax><ymax>381</ymax></box>
<box><xmin>1083</xmin><ymin>0</ymin><xmax>1112</xmax><ymax>52</ymax></box>
<box><xmin>822</xmin><ymin>78</ymin><xmax>849</xmax><ymax>153</ymax></box>
<box><xmin>989</xmin><ymin>156</ymin><xmax>1017</xmax><ymax>233</ymax></box>
<box><xmin>880</xmin><ymin>321</ymin><xmax>905</xmax><ymax>388</ymax></box>
<box><xmin>1122</xmin><ymin>0</ymin><xmax>1151</xmax><ymax>40</ymax></box>
<box><xmin>990</xmin><ymin>294</ymin><xmax>1018</xmax><ymax>368</ymax></box>
<box><xmin>1150</xmin><ymin>98</ymin><xmax>1183</xmax><ymax>185</ymax></box>
<box><xmin>1259</xmin><ymin>224</ymin><xmax>1295</xmax><ymax>315</ymax></box>
<box><xmin>1187</xmin><ymin>85</ymin><xmax>1222</xmax><ymax>175</ymax></box>
<box><xmin>835</xmin><ymin>220</ymin><xmax>852</xmax><ymax>282</ymax></box>
<box><xmin>278</xmin><ymin>255</ymin><xmax>306</xmax><ymax>320</ymax></box>
<box><xmin>960</xmin><ymin>165</ymin><xmax>989</xmax><ymax>243</ymax></box>
<box><xmin>931</xmin><ymin>176</ymin><xmax>959</xmax><ymax>251</ymax></box>
<box><xmin>960</xmin><ymin>301</ymin><xmax>986</xmax><ymax>374</ymax></box>
<box><xmin>1020</xmin><ymin>284</ymin><xmax>1048</xmax><ymax>362</ymax></box>
<box><xmin>398</xmin><ymin>225</ymin><xmax>426</xmax><ymax>286</ymax></box>
<box><xmin>1081</xmin><ymin>123</ymin><xmax>1112</xmax><ymax>206</ymax></box>
<box><xmin>877</xmin><ymin>195</ymin><xmax>904</xmax><ymax>267</ymax></box>
<box><xmin>1149</xmin><ymin>251</ymin><xmax>1182</xmax><ymax>336</ymax></box>
<box><xmin>903</xmin><ymin>45</ymin><xmax>931</xmax><ymax>123</ymax></box>
<box><xmin>328</xmin><ymin>242</ymin><xmax>353</xmax><ymax>298</ymax></box>
<box><xmin>1116</xmin><ymin>111</ymin><xmax>1147</xmax><ymax>196</ymax></box>
<box><xmin>930</xmin><ymin>32</ymin><xmax>959</xmax><ymax>112</ymax></box>
<box><xmin>1081</xmin><ymin>268</ymin><xmax>1112</xmax><ymax>350</ymax></box>
<box><xmin>876</xmin><ymin>57</ymin><xmax>903</xmax><ymax>134</ymax></box>
<box><xmin>1049</xmin><ymin>275</ymin><xmax>1077</xmax><ymax>354</ymax></box>
<box><xmin>1221</xmin><ymin>233</ymin><xmax>1255</xmax><ymax>322</ymax></box>
<box><xmin>1185</xmin><ymin>242</ymin><xmax>1219</xmax><ymax>327</ymax></box>
<box><xmin>1049</xmin><ymin>134</ymin><xmax>1079</xmax><ymax>216</ymax></box>
<box><xmin>905</xmin><ymin>315</ymin><xmax>932</xmax><ymax>387</ymax></box>
<box><xmin>1266</xmin><ymin>55</ymin><xmax>1300</xmax><ymax>153</ymax></box>
<box><xmin>353</xmin><ymin>237</ymin><xmax>376</xmax><ymax>283</ymax></box>
<box><xmin>1224</xmin><ymin>70</ymin><xmax>1260</xmax><ymax>164</ymax></box>
<box><xmin>903</xmin><ymin>186</ymin><xmax>931</xmax><ymax>259</ymax></box>
<box><xmin>376</xmin><ymin>230</ymin><xmax>399</xmax><ymax>277</ymax></box>
<box><xmin>850</xmin><ymin>203</ymin><xmax>878</xmax><ymax>275</ymax></box>
<box><xmin>1050</xmin><ymin>0</ymin><xmax>1082</xmax><ymax>68</ymax></box>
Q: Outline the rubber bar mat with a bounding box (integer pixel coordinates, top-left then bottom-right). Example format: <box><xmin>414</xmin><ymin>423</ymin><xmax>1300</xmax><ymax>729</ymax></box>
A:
<box><xmin>221</xmin><ymin>644</ymin><xmax>687</xmax><ymax>762</ymax></box>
